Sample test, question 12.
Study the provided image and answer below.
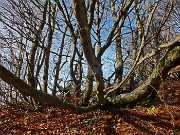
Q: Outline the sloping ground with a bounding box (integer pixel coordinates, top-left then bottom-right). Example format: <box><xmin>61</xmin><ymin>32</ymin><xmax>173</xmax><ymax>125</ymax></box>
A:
<box><xmin>0</xmin><ymin>81</ymin><xmax>179</xmax><ymax>135</ymax></box>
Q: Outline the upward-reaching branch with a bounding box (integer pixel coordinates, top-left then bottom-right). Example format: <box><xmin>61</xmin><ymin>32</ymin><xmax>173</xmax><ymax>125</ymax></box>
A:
<box><xmin>88</xmin><ymin>0</ymin><xmax>97</xmax><ymax>29</ymax></box>
<box><xmin>106</xmin><ymin>35</ymin><xmax>180</xmax><ymax>96</ymax></box>
<box><xmin>97</xmin><ymin>0</ymin><xmax>134</xmax><ymax>59</ymax></box>
<box><xmin>71</xmin><ymin>0</ymin><xmax>106</xmax><ymax>104</ymax></box>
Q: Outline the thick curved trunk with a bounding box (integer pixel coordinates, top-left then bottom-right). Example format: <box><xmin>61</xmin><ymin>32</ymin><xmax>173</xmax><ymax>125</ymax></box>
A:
<box><xmin>107</xmin><ymin>44</ymin><xmax>180</xmax><ymax>105</ymax></box>
<box><xmin>0</xmin><ymin>64</ymin><xmax>100</xmax><ymax>114</ymax></box>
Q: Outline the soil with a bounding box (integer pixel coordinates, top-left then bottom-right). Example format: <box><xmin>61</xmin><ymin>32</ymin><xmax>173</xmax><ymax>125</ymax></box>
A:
<box><xmin>0</xmin><ymin>81</ymin><xmax>179</xmax><ymax>135</ymax></box>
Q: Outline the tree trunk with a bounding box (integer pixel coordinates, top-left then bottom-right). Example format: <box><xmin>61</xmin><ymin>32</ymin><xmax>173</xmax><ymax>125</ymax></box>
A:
<box><xmin>71</xmin><ymin>0</ymin><xmax>106</xmax><ymax>104</ymax></box>
<box><xmin>0</xmin><ymin>64</ymin><xmax>101</xmax><ymax>113</ymax></box>
<box><xmin>107</xmin><ymin>45</ymin><xmax>180</xmax><ymax>105</ymax></box>
<box><xmin>43</xmin><ymin>2</ymin><xmax>56</xmax><ymax>93</ymax></box>
<box><xmin>84</xmin><ymin>66</ymin><xmax>94</xmax><ymax>105</ymax></box>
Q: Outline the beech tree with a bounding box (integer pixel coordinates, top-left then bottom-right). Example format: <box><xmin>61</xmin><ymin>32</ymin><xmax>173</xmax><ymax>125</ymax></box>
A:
<box><xmin>0</xmin><ymin>0</ymin><xmax>179</xmax><ymax>113</ymax></box>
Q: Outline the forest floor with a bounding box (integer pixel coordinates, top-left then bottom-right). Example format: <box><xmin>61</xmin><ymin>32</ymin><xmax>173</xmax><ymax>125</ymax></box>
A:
<box><xmin>0</xmin><ymin>81</ymin><xmax>180</xmax><ymax>135</ymax></box>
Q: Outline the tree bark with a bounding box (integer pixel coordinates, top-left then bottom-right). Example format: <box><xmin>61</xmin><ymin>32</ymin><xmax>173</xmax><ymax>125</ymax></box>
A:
<box><xmin>84</xmin><ymin>66</ymin><xmax>94</xmax><ymax>105</ymax></box>
<box><xmin>71</xmin><ymin>0</ymin><xmax>106</xmax><ymax>104</ymax></box>
<box><xmin>107</xmin><ymin>44</ymin><xmax>180</xmax><ymax>105</ymax></box>
<box><xmin>110</xmin><ymin>0</ymin><xmax>124</xmax><ymax>84</ymax></box>
<box><xmin>43</xmin><ymin>2</ymin><xmax>56</xmax><ymax>93</ymax></box>
<box><xmin>0</xmin><ymin>64</ymin><xmax>100</xmax><ymax>114</ymax></box>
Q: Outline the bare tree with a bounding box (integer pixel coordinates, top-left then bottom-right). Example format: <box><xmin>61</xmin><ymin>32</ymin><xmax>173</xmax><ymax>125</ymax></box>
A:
<box><xmin>0</xmin><ymin>0</ymin><xmax>179</xmax><ymax>113</ymax></box>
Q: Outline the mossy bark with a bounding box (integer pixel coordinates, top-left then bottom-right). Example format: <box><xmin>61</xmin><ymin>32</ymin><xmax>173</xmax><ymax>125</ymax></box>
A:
<box><xmin>107</xmin><ymin>46</ymin><xmax>180</xmax><ymax>105</ymax></box>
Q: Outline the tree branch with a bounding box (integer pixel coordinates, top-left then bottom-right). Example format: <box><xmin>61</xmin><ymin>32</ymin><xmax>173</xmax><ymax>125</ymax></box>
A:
<box><xmin>0</xmin><ymin>64</ymin><xmax>101</xmax><ymax>113</ymax></box>
<box><xmin>106</xmin><ymin>36</ymin><xmax>180</xmax><ymax>103</ymax></box>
